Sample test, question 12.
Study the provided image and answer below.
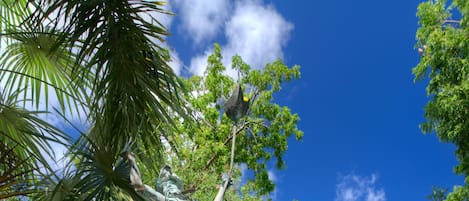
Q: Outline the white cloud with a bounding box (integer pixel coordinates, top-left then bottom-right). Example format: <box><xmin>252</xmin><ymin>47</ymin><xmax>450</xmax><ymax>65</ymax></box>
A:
<box><xmin>172</xmin><ymin>0</ymin><xmax>230</xmax><ymax>45</ymax></box>
<box><xmin>366</xmin><ymin>189</ymin><xmax>387</xmax><ymax>201</ymax></box>
<box><xmin>267</xmin><ymin>170</ymin><xmax>279</xmax><ymax>201</ymax></box>
<box><xmin>189</xmin><ymin>49</ymin><xmax>212</xmax><ymax>76</ymax></box>
<box><xmin>167</xmin><ymin>47</ymin><xmax>183</xmax><ymax>75</ymax></box>
<box><xmin>187</xmin><ymin>0</ymin><xmax>293</xmax><ymax>77</ymax></box>
<box><xmin>41</xmin><ymin>140</ymin><xmax>70</xmax><ymax>176</ymax></box>
<box><xmin>268</xmin><ymin>170</ymin><xmax>277</xmax><ymax>182</ymax></box>
<box><xmin>223</xmin><ymin>0</ymin><xmax>293</xmax><ymax>69</ymax></box>
<box><xmin>335</xmin><ymin>173</ymin><xmax>386</xmax><ymax>201</ymax></box>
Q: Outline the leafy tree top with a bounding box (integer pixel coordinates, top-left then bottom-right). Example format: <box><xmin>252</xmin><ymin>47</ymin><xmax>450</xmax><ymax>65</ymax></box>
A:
<box><xmin>153</xmin><ymin>44</ymin><xmax>303</xmax><ymax>200</ymax></box>
<box><xmin>415</xmin><ymin>0</ymin><xmax>469</xmax><ymax>199</ymax></box>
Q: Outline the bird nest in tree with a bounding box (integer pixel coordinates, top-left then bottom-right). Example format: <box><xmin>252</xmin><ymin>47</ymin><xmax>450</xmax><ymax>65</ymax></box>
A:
<box><xmin>224</xmin><ymin>84</ymin><xmax>249</xmax><ymax>123</ymax></box>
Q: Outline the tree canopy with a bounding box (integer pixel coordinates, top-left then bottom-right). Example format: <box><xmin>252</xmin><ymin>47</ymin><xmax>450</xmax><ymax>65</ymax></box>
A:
<box><xmin>415</xmin><ymin>0</ymin><xmax>469</xmax><ymax>199</ymax></box>
<box><xmin>148</xmin><ymin>44</ymin><xmax>303</xmax><ymax>200</ymax></box>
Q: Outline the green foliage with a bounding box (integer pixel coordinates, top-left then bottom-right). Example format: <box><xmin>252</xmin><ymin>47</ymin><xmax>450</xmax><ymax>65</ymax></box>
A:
<box><xmin>415</xmin><ymin>0</ymin><xmax>469</xmax><ymax>200</ymax></box>
<box><xmin>445</xmin><ymin>186</ymin><xmax>469</xmax><ymax>201</ymax></box>
<box><xmin>1</xmin><ymin>4</ymin><xmax>84</xmax><ymax>197</ymax></box>
<box><xmin>0</xmin><ymin>0</ymin><xmax>30</xmax><ymax>44</ymax></box>
<box><xmin>155</xmin><ymin>44</ymin><xmax>302</xmax><ymax>200</ymax></box>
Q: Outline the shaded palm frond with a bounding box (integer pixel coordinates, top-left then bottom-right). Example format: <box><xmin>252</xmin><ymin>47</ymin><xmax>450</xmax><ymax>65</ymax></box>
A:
<box><xmin>0</xmin><ymin>141</ymin><xmax>36</xmax><ymax>199</ymax></box>
<box><xmin>51</xmin><ymin>134</ymin><xmax>147</xmax><ymax>201</ymax></box>
<box><xmin>0</xmin><ymin>88</ymin><xmax>70</xmax><ymax>178</ymax></box>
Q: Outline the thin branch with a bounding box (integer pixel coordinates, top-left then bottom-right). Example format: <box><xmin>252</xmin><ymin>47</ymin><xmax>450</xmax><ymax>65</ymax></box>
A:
<box><xmin>214</xmin><ymin>124</ymin><xmax>238</xmax><ymax>201</ymax></box>
<box><xmin>0</xmin><ymin>190</ymin><xmax>36</xmax><ymax>199</ymax></box>
<box><xmin>246</xmin><ymin>127</ymin><xmax>258</xmax><ymax>144</ymax></box>
<box><xmin>204</xmin><ymin>122</ymin><xmax>246</xmax><ymax>171</ymax></box>
<box><xmin>245</xmin><ymin>88</ymin><xmax>261</xmax><ymax>117</ymax></box>
<box><xmin>185</xmin><ymin>121</ymin><xmax>247</xmax><ymax>194</ymax></box>
<box><xmin>442</xmin><ymin>19</ymin><xmax>461</xmax><ymax>24</ymax></box>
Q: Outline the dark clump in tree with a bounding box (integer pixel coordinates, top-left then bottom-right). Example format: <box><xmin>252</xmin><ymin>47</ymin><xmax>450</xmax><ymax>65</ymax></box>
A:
<box><xmin>224</xmin><ymin>84</ymin><xmax>250</xmax><ymax>123</ymax></box>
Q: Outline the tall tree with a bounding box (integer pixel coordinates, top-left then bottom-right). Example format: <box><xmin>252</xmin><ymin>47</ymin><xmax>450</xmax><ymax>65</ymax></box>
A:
<box><xmin>0</xmin><ymin>0</ymin><xmax>73</xmax><ymax>198</ymax></box>
<box><xmin>415</xmin><ymin>0</ymin><xmax>469</xmax><ymax>199</ymax></box>
<box><xmin>140</xmin><ymin>44</ymin><xmax>303</xmax><ymax>200</ymax></box>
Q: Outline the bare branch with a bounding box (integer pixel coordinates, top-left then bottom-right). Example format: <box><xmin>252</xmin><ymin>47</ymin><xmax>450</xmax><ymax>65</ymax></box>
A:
<box><xmin>442</xmin><ymin>19</ymin><xmax>461</xmax><ymax>24</ymax></box>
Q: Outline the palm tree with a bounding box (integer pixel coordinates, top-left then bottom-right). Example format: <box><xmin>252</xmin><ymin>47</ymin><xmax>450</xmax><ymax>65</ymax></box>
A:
<box><xmin>1</xmin><ymin>1</ymin><xmax>86</xmax><ymax>199</ymax></box>
<box><xmin>1</xmin><ymin>0</ymin><xmax>188</xmax><ymax>199</ymax></box>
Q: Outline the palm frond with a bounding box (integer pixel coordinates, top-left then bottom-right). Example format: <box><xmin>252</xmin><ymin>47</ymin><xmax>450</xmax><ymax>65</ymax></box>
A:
<box><xmin>0</xmin><ymin>25</ymin><xmax>90</xmax><ymax>115</ymax></box>
<box><xmin>0</xmin><ymin>88</ymin><xmax>70</xmax><ymax>174</ymax></box>
<box><xmin>50</xmin><ymin>134</ymin><xmax>147</xmax><ymax>201</ymax></box>
<box><xmin>0</xmin><ymin>0</ymin><xmax>30</xmax><ymax>43</ymax></box>
<box><xmin>32</xmin><ymin>0</ymin><xmax>188</xmax><ymax>154</ymax></box>
<box><xmin>9</xmin><ymin>1</ymin><xmax>194</xmax><ymax>199</ymax></box>
<box><xmin>0</xmin><ymin>140</ymin><xmax>38</xmax><ymax>199</ymax></box>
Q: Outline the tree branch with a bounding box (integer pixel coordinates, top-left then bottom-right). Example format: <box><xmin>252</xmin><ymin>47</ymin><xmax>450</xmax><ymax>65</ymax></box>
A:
<box><xmin>185</xmin><ymin>121</ymin><xmax>247</xmax><ymax>196</ymax></box>
<box><xmin>214</xmin><ymin>124</ymin><xmax>238</xmax><ymax>201</ymax></box>
<box><xmin>204</xmin><ymin>122</ymin><xmax>246</xmax><ymax>171</ymax></box>
<box><xmin>442</xmin><ymin>19</ymin><xmax>461</xmax><ymax>24</ymax></box>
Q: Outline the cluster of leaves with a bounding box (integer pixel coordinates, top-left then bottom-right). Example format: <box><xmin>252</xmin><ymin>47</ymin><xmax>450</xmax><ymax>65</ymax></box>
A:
<box><xmin>415</xmin><ymin>0</ymin><xmax>469</xmax><ymax>200</ymax></box>
<box><xmin>151</xmin><ymin>44</ymin><xmax>303</xmax><ymax>200</ymax></box>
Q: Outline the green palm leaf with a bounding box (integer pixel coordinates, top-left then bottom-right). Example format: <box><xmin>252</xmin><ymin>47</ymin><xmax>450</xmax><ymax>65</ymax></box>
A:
<box><xmin>35</xmin><ymin>0</ymin><xmax>188</xmax><ymax>154</ymax></box>
<box><xmin>0</xmin><ymin>25</ymin><xmax>89</xmax><ymax>115</ymax></box>
<box><xmin>35</xmin><ymin>134</ymin><xmax>145</xmax><ymax>201</ymax></box>
<box><xmin>0</xmin><ymin>0</ymin><xmax>30</xmax><ymax>43</ymax></box>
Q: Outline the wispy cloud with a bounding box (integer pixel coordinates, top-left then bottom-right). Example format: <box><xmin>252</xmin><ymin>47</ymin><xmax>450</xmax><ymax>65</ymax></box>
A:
<box><xmin>268</xmin><ymin>169</ymin><xmax>279</xmax><ymax>201</ymax></box>
<box><xmin>175</xmin><ymin>0</ymin><xmax>293</xmax><ymax>77</ymax></box>
<box><xmin>172</xmin><ymin>0</ymin><xmax>230</xmax><ymax>45</ymax></box>
<box><xmin>222</xmin><ymin>0</ymin><xmax>293</xmax><ymax>71</ymax></box>
<box><xmin>335</xmin><ymin>173</ymin><xmax>386</xmax><ymax>201</ymax></box>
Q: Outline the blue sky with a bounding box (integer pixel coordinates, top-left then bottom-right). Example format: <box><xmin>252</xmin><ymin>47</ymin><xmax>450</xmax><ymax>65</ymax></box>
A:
<box><xmin>162</xmin><ymin>0</ymin><xmax>465</xmax><ymax>200</ymax></box>
<box><xmin>17</xmin><ymin>0</ymin><xmax>462</xmax><ymax>200</ymax></box>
